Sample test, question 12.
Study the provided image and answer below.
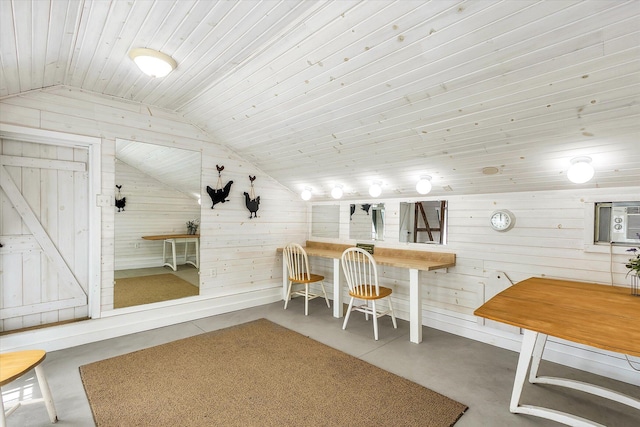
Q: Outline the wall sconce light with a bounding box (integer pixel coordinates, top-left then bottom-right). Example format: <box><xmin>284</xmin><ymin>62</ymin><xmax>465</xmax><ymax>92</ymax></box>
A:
<box><xmin>416</xmin><ymin>175</ymin><xmax>432</xmax><ymax>195</ymax></box>
<box><xmin>301</xmin><ymin>187</ymin><xmax>312</xmax><ymax>201</ymax></box>
<box><xmin>567</xmin><ymin>157</ymin><xmax>594</xmax><ymax>184</ymax></box>
<box><xmin>369</xmin><ymin>181</ymin><xmax>382</xmax><ymax>198</ymax></box>
<box><xmin>128</xmin><ymin>48</ymin><xmax>177</xmax><ymax>78</ymax></box>
<box><xmin>331</xmin><ymin>185</ymin><xmax>343</xmax><ymax>199</ymax></box>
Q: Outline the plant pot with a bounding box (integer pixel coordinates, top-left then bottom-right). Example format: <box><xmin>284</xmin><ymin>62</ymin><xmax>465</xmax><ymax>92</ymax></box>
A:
<box><xmin>187</xmin><ymin>226</ymin><xmax>198</xmax><ymax>235</ymax></box>
<box><xmin>631</xmin><ymin>274</ymin><xmax>639</xmax><ymax>297</ymax></box>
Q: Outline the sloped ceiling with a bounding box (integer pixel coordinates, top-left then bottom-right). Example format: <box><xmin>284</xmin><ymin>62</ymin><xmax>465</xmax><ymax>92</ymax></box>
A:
<box><xmin>1</xmin><ymin>0</ymin><xmax>639</xmax><ymax>200</ymax></box>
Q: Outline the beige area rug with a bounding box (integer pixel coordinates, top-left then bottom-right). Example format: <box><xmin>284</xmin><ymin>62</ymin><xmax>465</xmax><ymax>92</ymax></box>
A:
<box><xmin>114</xmin><ymin>273</ymin><xmax>198</xmax><ymax>308</ymax></box>
<box><xmin>79</xmin><ymin>319</ymin><xmax>468</xmax><ymax>427</ymax></box>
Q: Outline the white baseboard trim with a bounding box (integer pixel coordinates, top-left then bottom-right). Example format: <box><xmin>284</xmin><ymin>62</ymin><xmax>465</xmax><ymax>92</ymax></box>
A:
<box><xmin>0</xmin><ymin>289</ymin><xmax>282</xmax><ymax>353</ymax></box>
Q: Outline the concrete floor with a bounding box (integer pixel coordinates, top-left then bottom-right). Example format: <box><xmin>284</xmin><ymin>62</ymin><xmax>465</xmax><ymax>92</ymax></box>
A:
<box><xmin>3</xmin><ymin>297</ymin><xmax>639</xmax><ymax>426</ymax></box>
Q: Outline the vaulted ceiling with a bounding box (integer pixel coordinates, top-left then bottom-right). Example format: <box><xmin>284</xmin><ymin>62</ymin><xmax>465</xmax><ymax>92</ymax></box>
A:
<box><xmin>1</xmin><ymin>0</ymin><xmax>639</xmax><ymax>200</ymax></box>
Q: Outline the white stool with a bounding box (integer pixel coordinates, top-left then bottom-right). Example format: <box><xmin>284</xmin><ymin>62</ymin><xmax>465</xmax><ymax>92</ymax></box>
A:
<box><xmin>1</xmin><ymin>350</ymin><xmax>57</xmax><ymax>426</ymax></box>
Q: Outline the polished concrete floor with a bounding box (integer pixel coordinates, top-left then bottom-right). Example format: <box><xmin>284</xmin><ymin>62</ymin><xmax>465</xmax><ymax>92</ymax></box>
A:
<box><xmin>3</xmin><ymin>298</ymin><xmax>639</xmax><ymax>426</ymax></box>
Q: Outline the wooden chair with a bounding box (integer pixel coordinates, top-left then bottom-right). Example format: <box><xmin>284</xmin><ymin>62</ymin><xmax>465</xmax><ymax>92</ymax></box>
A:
<box><xmin>341</xmin><ymin>247</ymin><xmax>397</xmax><ymax>340</ymax></box>
<box><xmin>283</xmin><ymin>243</ymin><xmax>331</xmax><ymax>315</ymax></box>
<box><xmin>0</xmin><ymin>350</ymin><xmax>58</xmax><ymax>425</ymax></box>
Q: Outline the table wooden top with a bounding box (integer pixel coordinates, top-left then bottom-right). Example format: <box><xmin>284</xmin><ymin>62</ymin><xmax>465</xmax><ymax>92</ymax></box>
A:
<box><xmin>277</xmin><ymin>241</ymin><xmax>456</xmax><ymax>272</ymax></box>
<box><xmin>474</xmin><ymin>277</ymin><xmax>640</xmax><ymax>357</ymax></box>
<box><xmin>142</xmin><ymin>234</ymin><xmax>200</xmax><ymax>240</ymax></box>
<box><xmin>0</xmin><ymin>350</ymin><xmax>46</xmax><ymax>386</ymax></box>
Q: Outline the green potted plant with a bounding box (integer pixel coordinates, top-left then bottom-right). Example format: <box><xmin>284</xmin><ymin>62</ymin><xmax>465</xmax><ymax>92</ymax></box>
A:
<box><xmin>186</xmin><ymin>219</ymin><xmax>200</xmax><ymax>235</ymax></box>
<box><xmin>626</xmin><ymin>246</ymin><xmax>640</xmax><ymax>296</ymax></box>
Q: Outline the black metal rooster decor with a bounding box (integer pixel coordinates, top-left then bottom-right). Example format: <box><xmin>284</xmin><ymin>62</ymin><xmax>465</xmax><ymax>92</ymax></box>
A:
<box><xmin>244</xmin><ymin>175</ymin><xmax>260</xmax><ymax>219</ymax></box>
<box><xmin>115</xmin><ymin>185</ymin><xmax>126</xmax><ymax>212</ymax></box>
<box><xmin>206</xmin><ymin>165</ymin><xmax>233</xmax><ymax>209</ymax></box>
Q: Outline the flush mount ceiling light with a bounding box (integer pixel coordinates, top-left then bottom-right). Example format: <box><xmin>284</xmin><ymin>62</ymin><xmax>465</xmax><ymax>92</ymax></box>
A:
<box><xmin>567</xmin><ymin>156</ymin><xmax>594</xmax><ymax>184</ymax></box>
<box><xmin>300</xmin><ymin>187</ymin><xmax>312</xmax><ymax>201</ymax></box>
<box><xmin>416</xmin><ymin>175</ymin><xmax>432</xmax><ymax>195</ymax></box>
<box><xmin>369</xmin><ymin>181</ymin><xmax>382</xmax><ymax>198</ymax></box>
<box><xmin>331</xmin><ymin>185</ymin><xmax>343</xmax><ymax>199</ymax></box>
<box><xmin>128</xmin><ymin>48</ymin><xmax>177</xmax><ymax>78</ymax></box>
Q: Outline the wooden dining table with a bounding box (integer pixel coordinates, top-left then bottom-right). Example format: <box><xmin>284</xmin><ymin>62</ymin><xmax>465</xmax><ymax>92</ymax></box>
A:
<box><xmin>474</xmin><ymin>277</ymin><xmax>640</xmax><ymax>426</ymax></box>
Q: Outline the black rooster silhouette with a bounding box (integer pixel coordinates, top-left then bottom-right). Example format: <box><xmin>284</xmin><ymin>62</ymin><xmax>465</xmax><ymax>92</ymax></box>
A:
<box><xmin>244</xmin><ymin>192</ymin><xmax>260</xmax><ymax>218</ymax></box>
<box><xmin>115</xmin><ymin>197</ymin><xmax>126</xmax><ymax>212</ymax></box>
<box><xmin>206</xmin><ymin>181</ymin><xmax>233</xmax><ymax>208</ymax></box>
<box><xmin>115</xmin><ymin>185</ymin><xmax>126</xmax><ymax>212</ymax></box>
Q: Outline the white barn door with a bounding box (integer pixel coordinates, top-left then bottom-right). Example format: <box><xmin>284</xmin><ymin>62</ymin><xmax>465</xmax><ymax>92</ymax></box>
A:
<box><xmin>1</xmin><ymin>138</ymin><xmax>89</xmax><ymax>332</ymax></box>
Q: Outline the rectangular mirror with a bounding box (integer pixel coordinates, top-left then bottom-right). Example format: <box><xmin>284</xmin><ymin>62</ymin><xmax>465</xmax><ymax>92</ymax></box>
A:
<box><xmin>113</xmin><ymin>139</ymin><xmax>201</xmax><ymax>310</ymax></box>
<box><xmin>400</xmin><ymin>201</ymin><xmax>447</xmax><ymax>244</ymax></box>
<box><xmin>350</xmin><ymin>203</ymin><xmax>385</xmax><ymax>241</ymax></box>
<box><xmin>311</xmin><ymin>205</ymin><xmax>340</xmax><ymax>238</ymax></box>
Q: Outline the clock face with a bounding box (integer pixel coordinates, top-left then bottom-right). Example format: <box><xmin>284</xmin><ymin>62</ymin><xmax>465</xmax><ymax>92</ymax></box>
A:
<box><xmin>490</xmin><ymin>210</ymin><xmax>515</xmax><ymax>231</ymax></box>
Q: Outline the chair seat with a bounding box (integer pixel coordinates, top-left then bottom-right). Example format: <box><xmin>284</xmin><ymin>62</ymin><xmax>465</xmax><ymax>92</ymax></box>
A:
<box><xmin>349</xmin><ymin>286</ymin><xmax>392</xmax><ymax>300</ymax></box>
<box><xmin>289</xmin><ymin>273</ymin><xmax>324</xmax><ymax>284</ymax></box>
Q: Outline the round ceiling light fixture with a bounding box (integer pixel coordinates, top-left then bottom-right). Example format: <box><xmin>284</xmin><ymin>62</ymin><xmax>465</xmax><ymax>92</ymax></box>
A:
<box><xmin>416</xmin><ymin>175</ymin><xmax>432</xmax><ymax>195</ymax></box>
<box><xmin>567</xmin><ymin>156</ymin><xmax>594</xmax><ymax>184</ymax></box>
<box><xmin>331</xmin><ymin>185</ymin><xmax>343</xmax><ymax>199</ymax></box>
<box><xmin>369</xmin><ymin>181</ymin><xmax>382</xmax><ymax>198</ymax></box>
<box><xmin>300</xmin><ymin>187</ymin><xmax>312</xmax><ymax>201</ymax></box>
<box><xmin>128</xmin><ymin>48</ymin><xmax>177</xmax><ymax>78</ymax></box>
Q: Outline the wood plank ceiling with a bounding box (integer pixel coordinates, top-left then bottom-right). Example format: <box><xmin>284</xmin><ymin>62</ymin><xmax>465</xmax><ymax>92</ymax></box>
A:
<box><xmin>1</xmin><ymin>0</ymin><xmax>639</xmax><ymax>200</ymax></box>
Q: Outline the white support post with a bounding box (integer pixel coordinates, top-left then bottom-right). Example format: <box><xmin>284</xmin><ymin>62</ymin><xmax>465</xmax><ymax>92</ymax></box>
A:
<box><xmin>409</xmin><ymin>268</ymin><xmax>421</xmax><ymax>343</ymax></box>
<box><xmin>332</xmin><ymin>258</ymin><xmax>342</xmax><ymax>318</ymax></box>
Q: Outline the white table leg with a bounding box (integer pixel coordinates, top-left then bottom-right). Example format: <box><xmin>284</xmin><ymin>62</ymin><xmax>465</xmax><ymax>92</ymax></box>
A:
<box><xmin>510</xmin><ymin>329</ymin><xmax>537</xmax><ymax>412</ymax></box>
<box><xmin>509</xmin><ymin>329</ymin><xmax>611</xmax><ymax>426</ymax></box>
<box><xmin>162</xmin><ymin>239</ymin><xmax>178</xmax><ymax>271</ymax></box>
<box><xmin>409</xmin><ymin>268</ymin><xmax>421</xmax><ymax>343</ymax></box>
<box><xmin>528</xmin><ymin>334</ymin><xmax>640</xmax><ymax>410</ymax></box>
<box><xmin>171</xmin><ymin>240</ymin><xmax>177</xmax><ymax>270</ymax></box>
<box><xmin>1</xmin><ymin>395</ymin><xmax>6</xmax><ymax>427</ymax></box>
<box><xmin>185</xmin><ymin>238</ymin><xmax>200</xmax><ymax>269</ymax></box>
<box><xmin>332</xmin><ymin>258</ymin><xmax>342</xmax><ymax>318</ymax></box>
<box><xmin>34</xmin><ymin>365</ymin><xmax>58</xmax><ymax>423</ymax></box>
<box><xmin>195</xmin><ymin>238</ymin><xmax>199</xmax><ymax>268</ymax></box>
<box><xmin>529</xmin><ymin>333</ymin><xmax>547</xmax><ymax>382</ymax></box>
<box><xmin>282</xmin><ymin>256</ymin><xmax>288</xmax><ymax>300</ymax></box>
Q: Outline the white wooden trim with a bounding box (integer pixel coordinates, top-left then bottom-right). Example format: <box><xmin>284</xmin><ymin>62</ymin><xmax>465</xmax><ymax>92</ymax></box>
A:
<box><xmin>0</xmin><ymin>154</ymin><xmax>86</xmax><ymax>171</ymax></box>
<box><xmin>0</xmin><ymin>297</ymin><xmax>87</xmax><ymax>318</ymax></box>
<box><xmin>0</xmin><ymin>123</ymin><xmax>101</xmax><ymax>147</ymax></box>
<box><xmin>0</xmin><ymin>235</ymin><xmax>42</xmax><ymax>254</ymax></box>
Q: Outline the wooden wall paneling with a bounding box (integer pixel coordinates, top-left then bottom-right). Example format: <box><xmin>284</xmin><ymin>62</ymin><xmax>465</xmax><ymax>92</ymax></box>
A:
<box><xmin>0</xmin><ymin>139</ymin><xmax>89</xmax><ymax>331</ymax></box>
<box><xmin>39</xmin><ymin>143</ymin><xmax>59</xmax><ymax>326</ymax></box>
<box><xmin>0</xmin><ymin>140</ymin><xmax>24</xmax><ymax>331</ymax></box>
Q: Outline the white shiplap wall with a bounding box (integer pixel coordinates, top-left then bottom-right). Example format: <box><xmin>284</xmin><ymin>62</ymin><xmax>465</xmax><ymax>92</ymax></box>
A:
<box><xmin>0</xmin><ymin>87</ymin><xmax>308</xmax><ymax>317</ymax></box>
<box><xmin>307</xmin><ymin>187</ymin><xmax>640</xmax><ymax>383</ymax></box>
<box><xmin>0</xmin><ymin>88</ymin><xmax>638</xmax><ymax>384</ymax></box>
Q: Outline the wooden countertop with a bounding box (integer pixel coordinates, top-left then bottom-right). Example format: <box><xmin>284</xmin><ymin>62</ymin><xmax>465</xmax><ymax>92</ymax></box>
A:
<box><xmin>277</xmin><ymin>241</ymin><xmax>455</xmax><ymax>272</ymax></box>
<box><xmin>474</xmin><ymin>277</ymin><xmax>640</xmax><ymax>357</ymax></box>
<box><xmin>142</xmin><ymin>234</ymin><xmax>200</xmax><ymax>240</ymax></box>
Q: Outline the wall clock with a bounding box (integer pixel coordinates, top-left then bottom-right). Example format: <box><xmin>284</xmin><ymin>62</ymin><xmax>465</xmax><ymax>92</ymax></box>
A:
<box><xmin>490</xmin><ymin>209</ymin><xmax>515</xmax><ymax>232</ymax></box>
